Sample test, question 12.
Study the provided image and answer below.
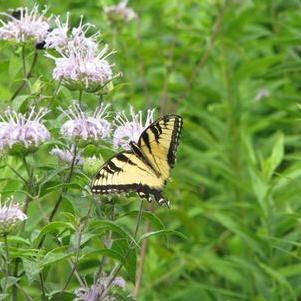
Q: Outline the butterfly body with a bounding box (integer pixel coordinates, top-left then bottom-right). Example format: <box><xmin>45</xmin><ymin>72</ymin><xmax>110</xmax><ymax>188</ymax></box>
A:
<box><xmin>91</xmin><ymin>114</ymin><xmax>183</xmax><ymax>206</ymax></box>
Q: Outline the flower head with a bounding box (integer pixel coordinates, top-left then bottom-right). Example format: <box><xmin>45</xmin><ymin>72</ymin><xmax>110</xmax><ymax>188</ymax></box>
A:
<box><xmin>0</xmin><ymin>197</ymin><xmax>27</xmax><ymax>235</ymax></box>
<box><xmin>44</xmin><ymin>13</ymin><xmax>69</xmax><ymax>49</ymax></box>
<box><xmin>50</xmin><ymin>144</ymin><xmax>83</xmax><ymax>165</ymax></box>
<box><xmin>255</xmin><ymin>88</ymin><xmax>270</xmax><ymax>101</ymax></box>
<box><xmin>45</xmin><ymin>14</ymin><xmax>99</xmax><ymax>53</ymax></box>
<box><xmin>74</xmin><ymin>276</ymin><xmax>126</xmax><ymax>301</ymax></box>
<box><xmin>104</xmin><ymin>0</ymin><xmax>138</xmax><ymax>23</ymax></box>
<box><xmin>60</xmin><ymin>103</ymin><xmax>111</xmax><ymax>142</ymax></box>
<box><xmin>46</xmin><ymin>44</ymin><xmax>116</xmax><ymax>92</ymax></box>
<box><xmin>0</xmin><ymin>6</ymin><xmax>50</xmax><ymax>44</ymax></box>
<box><xmin>0</xmin><ymin>107</ymin><xmax>50</xmax><ymax>155</ymax></box>
<box><xmin>113</xmin><ymin>106</ymin><xmax>155</xmax><ymax>150</ymax></box>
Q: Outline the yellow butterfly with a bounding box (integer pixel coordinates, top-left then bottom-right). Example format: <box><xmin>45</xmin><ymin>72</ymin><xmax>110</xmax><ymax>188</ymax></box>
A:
<box><xmin>91</xmin><ymin>115</ymin><xmax>183</xmax><ymax>206</ymax></box>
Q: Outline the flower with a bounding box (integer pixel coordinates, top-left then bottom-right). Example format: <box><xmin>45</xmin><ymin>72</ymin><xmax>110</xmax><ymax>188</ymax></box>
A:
<box><xmin>50</xmin><ymin>144</ymin><xmax>83</xmax><ymax>165</ymax></box>
<box><xmin>0</xmin><ymin>107</ymin><xmax>50</xmax><ymax>155</ymax></box>
<box><xmin>255</xmin><ymin>88</ymin><xmax>270</xmax><ymax>101</ymax></box>
<box><xmin>0</xmin><ymin>6</ymin><xmax>50</xmax><ymax>44</ymax></box>
<box><xmin>60</xmin><ymin>103</ymin><xmax>111</xmax><ymax>141</ymax></box>
<box><xmin>113</xmin><ymin>106</ymin><xmax>155</xmax><ymax>150</ymax></box>
<box><xmin>44</xmin><ymin>13</ymin><xmax>69</xmax><ymax>49</ymax></box>
<box><xmin>44</xmin><ymin>14</ymin><xmax>99</xmax><ymax>53</ymax></box>
<box><xmin>74</xmin><ymin>276</ymin><xmax>126</xmax><ymax>301</ymax></box>
<box><xmin>46</xmin><ymin>44</ymin><xmax>116</xmax><ymax>92</ymax></box>
<box><xmin>104</xmin><ymin>0</ymin><xmax>138</xmax><ymax>23</ymax></box>
<box><xmin>0</xmin><ymin>197</ymin><xmax>27</xmax><ymax>235</ymax></box>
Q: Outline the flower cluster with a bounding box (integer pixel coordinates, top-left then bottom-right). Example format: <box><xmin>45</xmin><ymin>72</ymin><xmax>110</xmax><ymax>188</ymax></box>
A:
<box><xmin>0</xmin><ymin>6</ymin><xmax>50</xmax><ymax>44</ymax></box>
<box><xmin>44</xmin><ymin>14</ymin><xmax>99</xmax><ymax>53</ymax></box>
<box><xmin>74</xmin><ymin>276</ymin><xmax>126</xmax><ymax>301</ymax></box>
<box><xmin>45</xmin><ymin>14</ymin><xmax>117</xmax><ymax>92</ymax></box>
<box><xmin>47</xmin><ymin>45</ymin><xmax>115</xmax><ymax>92</ymax></box>
<box><xmin>50</xmin><ymin>144</ymin><xmax>83</xmax><ymax>165</ymax></box>
<box><xmin>0</xmin><ymin>107</ymin><xmax>50</xmax><ymax>155</ymax></box>
<box><xmin>60</xmin><ymin>103</ymin><xmax>111</xmax><ymax>142</ymax></box>
<box><xmin>0</xmin><ymin>197</ymin><xmax>27</xmax><ymax>235</ymax></box>
<box><xmin>104</xmin><ymin>0</ymin><xmax>138</xmax><ymax>23</ymax></box>
<box><xmin>113</xmin><ymin>106</ymin><xmax>155</xmax><ymax>150</ymax></box>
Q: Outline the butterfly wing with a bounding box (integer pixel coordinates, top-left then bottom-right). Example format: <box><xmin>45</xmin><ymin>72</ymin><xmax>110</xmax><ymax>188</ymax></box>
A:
<box><xmin>91</xmin><ymin>151</ymin><xmax>168</xmax><ymax>205</ymax></box>
<box><xmin>137</xmin><ymin>114</ymin><xmax>183</xmax><ymax>180</ymax></box>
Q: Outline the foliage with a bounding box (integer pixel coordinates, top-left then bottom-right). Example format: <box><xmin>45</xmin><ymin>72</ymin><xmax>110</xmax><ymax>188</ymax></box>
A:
<box><xmin>0</xmin><ymin>0</ymin><xmax>301</xmax><ymax>300</ymax></box>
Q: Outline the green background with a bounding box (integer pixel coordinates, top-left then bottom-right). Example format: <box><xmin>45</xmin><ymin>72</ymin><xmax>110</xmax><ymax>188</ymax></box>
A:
<box><xmin>1</xmin><ymin>0</ymin><xmax>301</xmax><ymax>300</ymax></box>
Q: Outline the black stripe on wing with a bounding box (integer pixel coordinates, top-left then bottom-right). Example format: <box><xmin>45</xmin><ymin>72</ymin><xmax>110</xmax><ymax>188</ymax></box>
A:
<box><xmin>139</xmin><ymin>114</ymin><xmax>183</xmax><ymax>168</ymax></box>
<box><xmin>165</xmin><ymin>115</ymin><xmax>183</xmax><ymax>167</ymax></box>
<box><xmin>91</xmin><ymin>183</ymin><xmax>169</xmax><ymax>206</ymax></box>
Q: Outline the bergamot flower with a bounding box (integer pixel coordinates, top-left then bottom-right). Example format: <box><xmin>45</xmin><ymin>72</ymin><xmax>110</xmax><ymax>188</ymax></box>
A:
<box><xmin>113</xmin><ymin>106</ymin><xmax>155</xmax><ymax>150</ymax></box>
<box><xmin>60</xmin><ymin>103</ymin><xmax>111</xmax><ymax>142</ymax></box>
<box><xmin>104</xmin><ymin>0</ymin><xmax>138</xmax><ymax>23</ymax></box>
<box><xmin>0</xmin><ymin>197</ymin><xmax>27</xmax><ymax>235</ymax></box>
<box><xmin>0</xmin><ymin>107</ymin><xmax>50</xmax><ymax>155</ymax></box>
<box><xmin>0</xmin><ymin>6</ymin><xmax>50</xmax><ymax>44</ymax></box>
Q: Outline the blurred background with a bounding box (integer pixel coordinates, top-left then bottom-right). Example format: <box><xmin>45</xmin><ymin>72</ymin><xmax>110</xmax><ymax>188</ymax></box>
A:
<box><xmin>1</xmin><ymin>0</ymin><xmax>301</xmax><ymax>300</ymax></box>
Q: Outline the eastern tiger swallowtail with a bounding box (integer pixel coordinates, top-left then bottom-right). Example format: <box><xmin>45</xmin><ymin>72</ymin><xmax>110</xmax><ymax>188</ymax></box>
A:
<box><xmin>91</xmin><ymin>114</ymin><xmax>183</xmax><ymax>206</ymax></box>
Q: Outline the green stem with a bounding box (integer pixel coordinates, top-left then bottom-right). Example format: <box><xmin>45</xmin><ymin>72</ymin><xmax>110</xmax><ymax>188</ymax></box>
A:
<box><xmin>47</xmin><ymin>78</ymin><xmax>62</xmax><ymax>109</ymax></box>
<box><xmin>78</xmin><ymin>90</ymin><xmax>83</xmax><ymax>109</ymax></box>
<box><xmin>102</xmin><ymin>199</ymin><xmax>144</xmax><ymax>297</ymax></box>
<box><xmin>21</xmin><ymin>45</ymin><xmax>26</xmax><ymax>76</ymax></box>
<box><xmin>3</xmin><ymin>234</ymin><xmax>10</xmax><ymax>294</ymax></box>
<box><xmin>10</xmin><ymin>49</ymin><xmax>39</xmax><ymax>101</ymax></box>
<box><xmin>12</xmin><ymin>156</ymin><xmax>34</xmax><ymax>300</ymax></box>
<box><xmin>38</xmin><ymin>145</ymin><xmax>78</xmax><ymax>248</ymax></box>
<box><xmin>60</xmin><ymin>202</ymin><xmax>93</xmax><ymax>293</ymax></box>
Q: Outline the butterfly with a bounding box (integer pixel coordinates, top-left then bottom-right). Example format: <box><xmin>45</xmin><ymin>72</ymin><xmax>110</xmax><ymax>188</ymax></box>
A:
<box><xmin>91</xmin><ymin>115</ymin><xmax>183</xmax><ymax>206</ymax></box>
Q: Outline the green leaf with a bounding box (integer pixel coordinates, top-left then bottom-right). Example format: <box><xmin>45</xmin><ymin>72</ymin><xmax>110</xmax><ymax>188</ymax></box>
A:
<box><xmin>22</xmin><ymin>258</ymin><xmax>41</xmax><ymax>283</ymax></box>
<box><xmin>263</xmin><ymin>132</ymin><xmax>284</xmax><ymax>181</ymax></box>
<box><xmin>138</xmin><ymin>229</ymin><xmax>187</xmax><ymax>243</ymax></box>
<box><xmin>42</xmin><ymin>246</ymin><xmax>73</xmax><ymax>267</ymax></box>
<box><xmin>33</xmin><ymin>221</ymin><xmax>75</xmax><ymax>247</ymax></box>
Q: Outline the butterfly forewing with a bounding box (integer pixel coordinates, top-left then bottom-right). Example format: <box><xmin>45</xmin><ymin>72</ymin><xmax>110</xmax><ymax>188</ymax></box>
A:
<box><xmin>137</xmin><ymin>115</ymin><xmax>183</xmax><ymax>180</ymax></box>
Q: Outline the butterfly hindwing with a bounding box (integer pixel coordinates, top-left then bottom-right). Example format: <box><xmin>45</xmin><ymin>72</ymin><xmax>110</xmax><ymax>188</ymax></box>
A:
<box><xmin>91</xmin><ymin>151</ymin><xmax>168</xmax><ymax>205</ymax></box>
<box><xmin>137</xmin><ymin>115</ymin><xmax>183</xmax><ymax>179</ymax></box>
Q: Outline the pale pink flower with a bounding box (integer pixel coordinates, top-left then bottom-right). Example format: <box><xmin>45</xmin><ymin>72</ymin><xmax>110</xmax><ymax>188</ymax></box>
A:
<box><xmin>0</xmin><ymin>197</ymin><xmax>27</xmax><ymax>235</ymax></box>
<box><xmin>0</xmin><ymin>107</ymin><xmax>50</xmax><ymax>151</ymax></box>
<box><xmin>104</xmin><ymin>0</ymin><xmax>138</xmax><ymax>22</ymax></box>
<box><xmin>74</xmin><ymin>276</ymin><xmax>126</xmax><ymax>301</ymax></box>
<box><xmin>0</xmin><ymin>6</ymin><xmax>50</xmax><ymax>44</ymax></box>
<box><xmin>60</xmin><ymin>104</ymin><xmax>111</xmax><ymax>141</ymax></box>
<box><xmin>46</xmin><ymin>44</ymin><xmax>116</xmax><ymax>92</ymax></box>
<box><xmin>45</xmin><ymin>14</ymin><xmax>99</xmax><ymax>53</ymax></box>
<box><xmin>113</xmin><ymin>106</ymin><xmax>155</xmax><ymax>150</ymax></box>
<box><xmin>50</xmin><ymin>144</ymin><xmax>83</xmax><ymax>165</ymax></box>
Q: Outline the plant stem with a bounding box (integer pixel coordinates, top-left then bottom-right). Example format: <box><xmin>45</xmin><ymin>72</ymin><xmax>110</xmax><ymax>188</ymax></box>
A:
<box><xmin>10</xmin><ymin>50</ymin><xmax>39</xmax><ymax>101</ymax></box>
<box><xmin>6</xmin><ymin>164</ymin><xmax>28</xmax><ymax>185</ymax></box>
<box><xmin>47</xmin><ymin>78</ymin><xmax>62</xmax><ymax>109</ymax></box>
<box><xmin>21</xmin><ymin>45</ymin><xmax>26</xmax><ymax>76</ymax></box>
<box><xmin>38</xmin><ymin>145</ymin><xmax>78</xmax><ymax>248</ymax></box>
<box><xmin>133</xmin><ymin>219</ymin><xmax>151</xmax><ymax>298</ymax></box>
<box><xmin>12</xmin><ymin>156</ymin><xmax>35</xmax><ymax>300</ymax></box>
<box><xmin>78</xmin><ymin>89</ymin><xmax>83</xmax><ymax>109</ymax></box>
<box><xmin>3</xmin><ymin>234</ymin><xmax>10</xmax><ymax>294</ymax></box>
<box><xmin>60</xmin><ymin>203</ymin><xmax>93</xmax><ymax>292</ymax></box>
<box><xmin>101</xmin><ymin>199</ymin><xmax>144</xmax><ymax>297</ymax></box>
<box><xmin>39</xmin><ymin>273</ymin><xmax>47</xmax><ymax>300</ymax></box>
